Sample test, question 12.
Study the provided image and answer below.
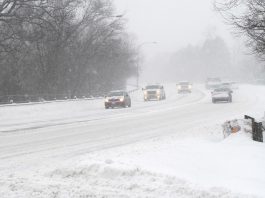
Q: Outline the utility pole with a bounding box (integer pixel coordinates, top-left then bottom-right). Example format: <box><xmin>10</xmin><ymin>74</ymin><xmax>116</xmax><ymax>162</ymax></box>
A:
<box><xmin>136</xmin><ymin>42</ymin><xmax>157</xmax><ymax>88</ymax></box>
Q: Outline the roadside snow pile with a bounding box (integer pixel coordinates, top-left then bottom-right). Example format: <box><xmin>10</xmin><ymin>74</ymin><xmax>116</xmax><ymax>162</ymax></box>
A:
<box><xmin>0</xmin><ymin>162</ymin><xmax>257</xmax><ymax>198</ymax></box>
<box><xmin>0</xmin><ymin>124</ymin><xmax>264</xmax><ymax>198</ymax></box>
<box><xmin>61</xmin><ymin>125</ymin><xmax>264</xmax><ymax>198</ymax></box>
<box><xmin>223</xmin><ymin>115</ymin><xmax>265</xmax><ymax>143</ymax></box>
<box><xmin>222</xmin><ymin>119</ymin><xmax>252</xmax><ymax>138</ymax></box>
<box><xmin>45</xmin><ymin>162</ymin><xmax>258</xmax><ymax>198</ymax></box>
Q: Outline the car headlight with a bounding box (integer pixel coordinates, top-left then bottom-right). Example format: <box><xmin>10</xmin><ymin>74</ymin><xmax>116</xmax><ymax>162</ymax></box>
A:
<box><xmin>144</xmin><ymin>91</ymin><xmax>147</xmax><ymax>95</ymax></box>
<box><xmin>157</xmin><ymin>90</ymin><xmax>161</xmax><ymax>94</ymax></box>
<box><xmin>119</xmin><ymin>97</ymin><xmax>124</xmax><ymax>102</ymax></box>
<box><xmin>188</xmin><ymin>85</ymin><xmax>192</xmax><ymax>89</ymax></box>
<box><xmin>105</xmin><ymin>98</ymin><xmax>109</xmax><ymax>102</ymax></box>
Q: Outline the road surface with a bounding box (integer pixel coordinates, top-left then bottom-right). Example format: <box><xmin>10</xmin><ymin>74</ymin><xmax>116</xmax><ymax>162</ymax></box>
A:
<box><xmin>0</xmin><ymin>84</ymin><xmax>264</xmax><ymax>167</ymax></box>
<box><xmin>0</xmin><ymin>83</ymin><xmax>264</xmax><ymax>197</ymax></box>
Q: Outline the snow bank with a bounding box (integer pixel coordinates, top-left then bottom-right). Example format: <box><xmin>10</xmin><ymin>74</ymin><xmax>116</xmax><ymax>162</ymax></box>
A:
<box><xmin>47</xmin><ymin>162</ymin><xmax>257</xmax><ymax>198</ymax></box>
<box><xmin>71</xmin><ymin>124</ymin><xmax>265</xmax><ymax>197</ymax></box>
<box><xmin>1</xmin><ymin>120</ymin><xmax>264</xmax><ymax>198</ymax></box>
<box><xmin>0</xmin><ymin>161</ymin><xmax>258</xmax><ymax>198</ymax></box>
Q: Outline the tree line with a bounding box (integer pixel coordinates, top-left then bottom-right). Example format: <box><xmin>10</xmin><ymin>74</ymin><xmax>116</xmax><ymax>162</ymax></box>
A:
<box><xmin>169</xmin><ymin>36</ymin><xmax>232</xmax><ymax>82</ymax></box>
<box><xmin>0</xmin><ymin>0</ymin><xmax>138</xmax><ymax>98</ymax></box>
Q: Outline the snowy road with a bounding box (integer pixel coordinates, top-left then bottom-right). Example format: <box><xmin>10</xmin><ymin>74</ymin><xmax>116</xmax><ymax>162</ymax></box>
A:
<box><xmin>0</xmin><ymin>84</ymin><xmax>261</xmax><ymax>161</ymax></box>
<box><xmin>0</xmin><ymin>83</ymin><xmax>265</xmax><ymax>197</ymax></box>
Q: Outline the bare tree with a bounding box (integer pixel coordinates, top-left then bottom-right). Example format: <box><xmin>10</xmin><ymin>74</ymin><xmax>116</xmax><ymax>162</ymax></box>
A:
<box><xmin>0</xmin><ymin>0</ymin><xmax>44</xmax><ymax>20</ymax></box>
<box><xmin>215</xmin><ymin>0</ymin><xmax>265</xmax><ymax>60</ymax></box>
<box><xmin>0</xmin><ymin>0</ymin><xmax>138</xmax><ymax>97</ymax></box>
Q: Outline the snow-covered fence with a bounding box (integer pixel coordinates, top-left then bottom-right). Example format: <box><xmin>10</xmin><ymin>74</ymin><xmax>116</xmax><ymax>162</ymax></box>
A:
<box><xmin>0</xmin><ymin>93</ymin><xmax>103</xmax><ymax>107</ymax></box>
<box><xmin>244</xmin><ymin>115</ymin><xmax>263</xmax><ymax>143</ymax></box>
<box><xmin>0</xmin><ymin>94</ymin><xmax>92</xmax><ymax>104</ymax></box>
<box><xmin>0</xmin><ymin>88</ymin><xmax>139</xmax><ymax>107</ymax></box>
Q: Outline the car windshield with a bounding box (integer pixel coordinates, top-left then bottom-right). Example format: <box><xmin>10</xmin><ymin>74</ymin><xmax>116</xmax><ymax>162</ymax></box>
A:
<box><xmin>146</xmin><ymin>85</ymin><xmax>160</xmax><ymax>89</ymax></box>
<box><xmin>108</xmin><ymin>91</ymin><xmax>124</xmax><ymax>97</ymax></box>
<box><xmin>221</xmin><ymin>83</ymin><xmax>231</xmax><ymax>87</ymax></box>
<box><xmin>179</xmin><ymin>82</ymin><xmax>189</xmax><ymax>85</ymax></box>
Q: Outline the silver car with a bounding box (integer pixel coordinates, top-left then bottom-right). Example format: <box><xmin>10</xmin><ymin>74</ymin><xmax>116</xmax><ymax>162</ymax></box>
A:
<box><xmin>211</xmin><ymin>88</ymin><xmax>233</xmax><ymax>103</ymax></box>
<box><xmin>142</xmin><ymin>85</ymin><xmax>166</xmax><ymax>101</ymax></box>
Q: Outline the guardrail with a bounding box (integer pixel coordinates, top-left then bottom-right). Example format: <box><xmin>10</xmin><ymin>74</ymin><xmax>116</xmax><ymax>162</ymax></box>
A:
<box><xmin>245</xmin><ymin>115</ymin><xmax>264</xmax><ymax>142</ymax></box>
<box><xmin>0</xmin><ymin>93</ymin><xmax>103</xmax><ymax>106</ymax></box>
<box><xmin>0</xmin><ymin>88</ymin><xmax>139</xmax><ymax>107</ymax></box>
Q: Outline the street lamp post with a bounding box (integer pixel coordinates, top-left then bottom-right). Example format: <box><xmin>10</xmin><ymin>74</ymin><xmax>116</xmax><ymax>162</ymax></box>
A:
<box><xmin>136</xmin><ymin>42</ymin><xmax>157</xmax><ymax>88</ymax></box>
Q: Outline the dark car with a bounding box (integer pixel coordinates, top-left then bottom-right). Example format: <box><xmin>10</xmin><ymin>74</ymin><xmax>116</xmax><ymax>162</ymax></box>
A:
<box><xmin>211</xmin><ymin>88</ymin><xmax>233</xmax><ymax>103</ymax></box>
<box><xmin>105</xmin><ymin>90</ymin><xmax>131</xmax><ymax>109</ymax></box>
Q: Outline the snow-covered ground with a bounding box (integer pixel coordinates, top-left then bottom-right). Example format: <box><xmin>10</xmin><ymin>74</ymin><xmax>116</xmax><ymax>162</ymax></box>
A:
<box><xmin>0</xmin><ymin>84</ymin><xmax>265</xmax><ymax>197</ymax></box>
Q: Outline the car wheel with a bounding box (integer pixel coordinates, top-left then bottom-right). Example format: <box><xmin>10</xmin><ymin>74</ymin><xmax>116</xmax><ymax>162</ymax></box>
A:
<box><xmin>105</xmin><ymin>106</ymin><xmax>109</xmax><ymax>109</ymax></box>
<box><xmin>212</xmin><ymin>99</ymin><xmax>215</xmax><ymax>103</ymax></box>
<box><xmin>128</xmin><ymin>102</ymin><xmax>131</xmax><ymax>107</ymax></box>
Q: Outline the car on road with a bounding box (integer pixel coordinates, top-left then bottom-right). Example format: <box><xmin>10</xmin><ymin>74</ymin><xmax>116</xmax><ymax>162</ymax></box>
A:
<box><xmin>142</xmin><ymin>84</ymin><xmax>166</xmax><ymax>101</ymax></box>
<box><xmin>211</xmin><ymin>87</ymin><xmax>233</xmax><ymax>103</ymax></box>
<box><xmin>105</xmin><ymin>90</ymin><xmax>131</xmax><ymax>109</ymax></box>
<box><xmin>177</xmin><ymin>81</ymin><xmax>192</xmax><ymax>93</ymax></box>
<box><xmin>205</xmin><ymin>77</ymin><xmax>222</xmax><ymax>89</ymax></box>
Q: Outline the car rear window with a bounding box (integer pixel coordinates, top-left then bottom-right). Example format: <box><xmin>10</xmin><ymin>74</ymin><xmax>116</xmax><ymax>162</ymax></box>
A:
<box><xmin>214</xmin><ymin>88</ymin><xmax>229</xmax><ymax>92</ymax></box>
<box><xmin>179</xmin><ymin>82</ymin><xmax>189</xmax><ymax>85</ymax></box>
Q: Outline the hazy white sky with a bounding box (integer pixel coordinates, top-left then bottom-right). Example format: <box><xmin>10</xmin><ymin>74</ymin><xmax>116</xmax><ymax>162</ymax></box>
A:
<box><xmin>113</xmin><ymin>0</ymin><xmax>238</xmax><ymax>83</ymax></box>
<box><xmin>113</xmin><ymin>0</ymin><xmax>233</xmax><ymax>53</ymax></box>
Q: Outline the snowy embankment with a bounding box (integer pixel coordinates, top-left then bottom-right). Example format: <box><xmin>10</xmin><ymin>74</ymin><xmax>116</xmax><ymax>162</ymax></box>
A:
<box><xmin>1</xmin><ymin>126</ymin><xmax>264</xmax><ymax>198</ymax></box>
<box><xmin>0</xmin><ymin>84</ymin><xmax>265</xmax><ymax>197</ymax></box>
